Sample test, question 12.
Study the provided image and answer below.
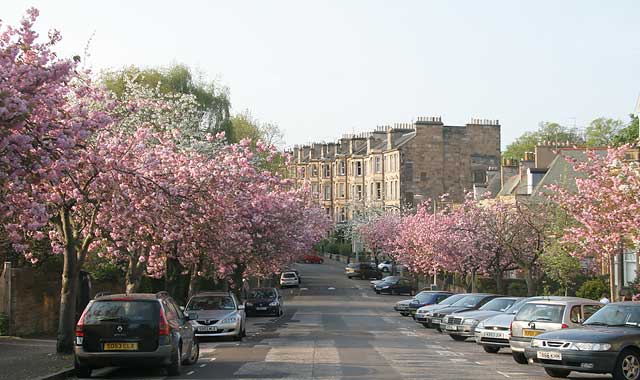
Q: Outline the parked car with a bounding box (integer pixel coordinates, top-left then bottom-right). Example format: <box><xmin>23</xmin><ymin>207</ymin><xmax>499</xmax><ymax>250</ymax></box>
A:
<box><xmin>282</xmin><ymin>267</ymin><xmax>301</xmax><ymax>281</ymax></box>
<box><xmin>185</xmin><ymin>291</ymin><xmax>246</xmax><ymax>341</ymax></box>
<box><xmin>375</xmin><ymin>277</ymin><xmax>416</xmax><ymax>295</ymax></box>
<box><xmin>345</xmin><ymin>262</ymin><xmax>382</xmax><ymax>280</ymax></box>
<box><xmin>525</xmin><ymin>302</ymin><xmax>640</xmax><ymax>379</ymax></box>
<box><xmin>378</xmin><ymin>260</ymin><xmax>393</xmax><ymax>272</ymax></box>
<box><xmin>407</xmin><ymin>291</ymin><xmax>454</xmax><ymax>317</ymax></box>
<box><xmin>74</xmin><ymin>291</ymin><xmax>199</xmax><ymax>378</ymax></box>
<box><xmin>415</xmin><ymin>293</ymin><xmax>468</xmax><ymax>328</ymax></box>
<box><xmin>245</xmin><ymin>287</ymin><xmax>284</xmax><ymax>317</ymax></box>
<box><xmin>280</xmin><ymin>271</ymin><xmax>300</xmax><ymax>288</ymax></box>
<box><xmin>426</xmin><ymin>293</ymin><xmax>500</xmax><ymax>330</ymax></box>
<box><xmin>370</xmin><ymin>275</ymin><xmax>400</xmax><ymax>290</ymax></box>
<box><xmin>394</xmin><ymin>298</ymin><xmax>415</xmax><ymax>316</ymax></box>
<box><xmin>299</xmin><ymin>254</ymin><xmax>323</xmax><ymax>264</ymax></box>
<box><xmin>442</xmin><ymin>297</ymin><xmax>521</xmax><ymax>341</ymax></box>
<box><xmin>475</xmin><ymin>296</ymin><xmax>552</xmax><ymax>354</ymax></box>
<box><xmin>509</xmin><ymin>297</ymin><xmax>602</xmax><ymax>365</ymax></box>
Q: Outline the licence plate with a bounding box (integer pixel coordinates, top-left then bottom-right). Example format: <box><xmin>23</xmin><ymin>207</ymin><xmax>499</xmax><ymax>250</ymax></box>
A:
<box><xmin>523</xmin><ymin>329</ymin><xmax>543</xmax><ymax>337</ymax></box>
<box><xmin>103</xmin><ymin>342</ymin><xmax>138</xmax><ymax>351</ymax></box>
<box><xmin>445</xmin><ymin>325</ymin><xmax>458</xmax><ymax>331</ymax></box>
<box><xmin>198</xmin><ymin>326</ymin><xmax>218</xmax><ymax>332</ymax></box>
<box><xmin>256</xmin><ymin>307</ymin><xmax>267</xmax><ymax>310</ymax></box>
<box><xmin>537</xmin><ymin>351</ymin><xmax>562</xmax><ymax>361</ymax></box>
<box><xmin>432</xmin><ymin>318</ymin><xmax>441</xmax><ymax>324</ymax></box>
<box><xmin>484</xmin><ymin>331</ymin><xmax>506</xmax><ymax>339</ymax></box>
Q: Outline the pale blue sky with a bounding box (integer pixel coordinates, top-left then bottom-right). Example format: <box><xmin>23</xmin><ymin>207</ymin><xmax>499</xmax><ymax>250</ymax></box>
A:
<box><xmin>2</xmin><ymin>1</ymin><xmax>638</xmax><ymax>149</ymax></box>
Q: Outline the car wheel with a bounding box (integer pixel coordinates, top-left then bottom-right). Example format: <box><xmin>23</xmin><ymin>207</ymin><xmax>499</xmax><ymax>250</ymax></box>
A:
<box><xmin>167</xmin><ymin>342</ymin><xmax>182</xmax><ymax>376</ymax></box>
<box><xmin>544</xmin><ymin>368</ymin><xmax>571</xmax><ymax>378</ymax></box>
<box><xmin>512</xmin><ymin>352</ymin><xmax>528</xmax><ymax>365</ymax></box>
<box><xmin>482</xmin><ymin>345</ymin><xmax>500</xmax><ymax>354</ymax></box>
<box><xmin>613</xmin><ymin>348</ymin><xmax>640</xmax><ymax>380</ymax></box>
<box><xmin>183</xmin><ymin>338</ymin><xmax>199</xmax><ymax>365</ymax></box>
<box><xmin>450</xmin><ymin>334</ymin><xmax>467</xmax><ymax>342</ymax></box>
<box><xmin>74</xmin><ymin>357</ymin><xmax>92</xmax><ymax>378</ymax></box>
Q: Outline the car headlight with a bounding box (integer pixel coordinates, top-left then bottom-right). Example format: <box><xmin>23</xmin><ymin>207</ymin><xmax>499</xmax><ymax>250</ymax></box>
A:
<box><xmin>426</xmin><ymin>312</ymin><xmax>433</xmax><ymax>316</ymax></box>
<box><xmin>269</xmin><ymin>301</ymin><xmax>279</xmax><ymax>306</ymax></box>
<box><xmin>463</xmin><ymin>318</ymin><xmax>478</xmax><ymax>325</ymax></box>
<box><xmin>476</xmin><ymin>321</ymin><xmax>485</xmax><ymax>329</ymax></box>
<box><xmin>571</xmin><ymin>342</ymin><xmax>612</xmax><ymax>351</ymax></box>
<box><xmin>531</xmin><ymin>339</ymin><xmax>542</xmax><ymax>348</ymax></box>
<box><xmin>221</xmin><ymin>316</ymin><xmax>239</xmax><ymax>324</ymax></box>
<box><xmin>246</xmin><ymin>302</ymin><xmax>253</xmax><ymax>307</ymax></box>
<box><xmin>382</xmin><ymin>286</ymin><xmax>390</xmax><ymax>289</ymax></box>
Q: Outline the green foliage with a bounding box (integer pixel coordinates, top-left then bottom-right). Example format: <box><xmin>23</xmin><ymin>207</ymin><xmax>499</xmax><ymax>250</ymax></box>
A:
<box><xmin>585</xmin><ymin>118</ymin><xmax>625</xmax><ymax>147</ymax></box>
<box><xmin>576</xmin><ymin>278</ymin><xmax>608</xmax><ymax>300</ymax></box>
<box><xmin>507</xmin><ymin>281</ymin><xmax>529</xmax><ymax>296</ymax></box>
<box><xmin>503</xmin><ymin>122</ymin><xmax>583</xmax><ymax>160</ymax></box>
<box><xmin>612</xmin><ymin>115</ymin><xmax>639</xmax><ymax>146</ymax></box>
<box><xmin>0</xmin><ymin>313</ymin><xmax>7</xmax><ymax>335</ymax></box>
<box><xmin>540</xmin><ymin>248</ymin><xmax>581</xmax><ymax>295</ymax></box>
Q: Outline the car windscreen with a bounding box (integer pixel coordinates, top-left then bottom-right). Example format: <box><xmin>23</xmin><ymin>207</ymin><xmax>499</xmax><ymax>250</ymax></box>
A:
<box><xmin>282</xmin><ymin>273</ymin><xmax>297</xmax><ymax>278</ymax></box>
<box><xmin>451</xmin><ymin>295</ymin><xmax>487</xmax><ymax>308</ymax></box>
<box><xmin>584</xmin><ymin>305</ymin><xmax>640</xmax><ymax>326</ymax></box>
<box><xmin>438</xmin><ymin>294</ymin><xmax>464</xmax><ymax>305</ymax></box>
<box><xmin>381</xmin><ymin>276</ymin><xmax>399</xmax><ymax>282</ymax></box>
<box><xmin>187</xmin><ymin>296</ymin><xmax>235</xmax><ymax>311</ymax></box>
<box><xmin>85</xmin><ymin>300</ymin><xmax>158</xmax><ymax>324</ymax></box>
<box><xmin>515</xmin><ymin>303</ymin><xmax>565</xmax><ymax>323</ymax></box>
<box><xmin>415</xmin><ymin>293</ymin><xmax>439</xmax><ymax>303</ymax></box>
<box><xmin>479</xmin><ymin>298</ymin><xmax>517</xmax><ymax>312</ymax></box>
<box><xmin>248</xmin><ymin>289</ymin><xmax>276</xmax><ymax>299</ymax></box>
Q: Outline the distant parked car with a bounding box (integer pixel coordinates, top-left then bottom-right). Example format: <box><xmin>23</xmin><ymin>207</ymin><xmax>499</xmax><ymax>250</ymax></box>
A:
<box><xmin>280</xmin><ymin>271</ymin><xmax>300</xmax><ymax>288</ymax></box>
<box><xmin>74</xmin><ymin>292</ymin><xmax>199</xmax><ymax>378</ymax></box>
<box><xmin>186</xmin><ymin>291</ymin><xmax>246</xmax><ymax>341</ymax></box>
<box><xmin>407</xmin><ymin>291</ymin><xmax>454</xmax><ymax>317</ymax></box>
<box><xmin>375</xmin><ymin>278</ymin><xmax>416</xmax><ymax>295</ymax></box>
<box><xmin>378</xmin><ymin>260</ymin><xmax>393</xmax><ymax>272</ymax></box>
<box><xmin>370</xmin><ymin>275</ymin><xmax>400</xmax><ymax>290</ymax></box>
<box><xmin>525</xmin><ymin>302</ymin><xmax>640</xmax><ymax>379</ymax></box>
<box><xmin>345</xmin><ymin>262</ymin><xmax>381</xmax><ymax>280</ymax></box>
<box><xmin>509</xmin><ymin>297</ymin><xmax>602</xmax><ymax>365</ymax></box>
<box><xmin>415</xmin><ymin>294</ymin><xmax>468</xmax><ymax>328</ymax></box>
<box><xmin>299</xmin><ymin>254</ymin><xmax>323</xmax><ymax>264</ymax></box>
<box><xmin>426</xmin><ymin>293</ymin><xmax>500</xmax><ymax>330</ymax></box>
<box><xmin>442</xmin><ymin>297</ymin><xmax>521</xmax><ymax>341</ymax></box>
<box><xmin>245</xmin><ymin>287</ymin><xmax>284</xmax><ymax>317</ymax></box>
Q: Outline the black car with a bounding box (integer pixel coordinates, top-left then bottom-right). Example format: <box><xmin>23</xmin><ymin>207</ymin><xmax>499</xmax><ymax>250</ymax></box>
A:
<box><xmin>525</xmin><ymin>302</ymin><xmax>640</xmax><ymax>380</ymax></box>
<box><xmin>245</xmin><ymin>288</ymin><xmax>284</xmax><ymax>317</ymax></box>
<box><xmin>375</xmin><ymin>278</ymin><xmax>416</xmax><ymax>295</ymax></box>
<box><xmin>427</xmin><ymin>293</ymin><xmax>500</xmax><ymax>330</ymax></box>
<box><xmin>74</xmin><ymin>292</ymin><xmax>199</xmax><ymax>378</ymax></box>
<box><xmin>370</xmin><ymin>275</ymin><xmax>400</xmax><ymax>290</ymax></box>
<box><xmin>407</xmin><ymin>291</ymin><xmax>454</xmax><ymax>316</ymax></box>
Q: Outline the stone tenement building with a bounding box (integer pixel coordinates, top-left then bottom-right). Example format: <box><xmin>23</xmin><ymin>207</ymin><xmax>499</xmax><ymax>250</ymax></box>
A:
<box><xmin>290</xmin><ymin>117</ymin><xmax>501</xmax><ymax>222</ymax></box>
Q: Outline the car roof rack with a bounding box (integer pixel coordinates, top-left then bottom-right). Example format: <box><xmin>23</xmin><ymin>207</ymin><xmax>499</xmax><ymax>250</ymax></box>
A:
<box><xmin>93</xmin><ymin>292</ymin><xmax>112</xmax><ymax>299</ymax></box>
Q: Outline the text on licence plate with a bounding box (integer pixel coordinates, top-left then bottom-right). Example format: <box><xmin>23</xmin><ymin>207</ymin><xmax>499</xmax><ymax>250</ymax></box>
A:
<box><xmin>484</xmin><ymin>331</ymin><xmax>506</xmax><ymax>338</ymax></box>
<box><xmin>256</xmin><ymin>307</ymin><xmax>267</xmax><ymax>310</ymax></box>
<box><xmin>445</xmin><ymin>325</ymin><xmax>458</xmax><ymax>331</ymax></box>
<box><xmin>537</xmin><ymin>351</ymin><xmax>562</xmax><ymax>360</ymax></box>
<box><xmin>523</xmin><ymin>329</ymin><xmax>543</xmax><ymax>337</ymax></box>
<box><xmin>198</xmin><ymin>326</ymin><xmax>218</xmax><ymax>332</ymax></box>
<box><xmin>103</xmin><ymin>342</ymin><xmax>138</xmax><ymax>351</ymax></box>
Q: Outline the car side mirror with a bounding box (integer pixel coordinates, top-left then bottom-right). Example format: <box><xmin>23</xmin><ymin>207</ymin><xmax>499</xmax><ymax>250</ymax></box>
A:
<box><xmin>238</xmin><ymin>305</ymin><xmax>245</xmax><ymax>310</ymax></box>
<box><xmin>186</xmin><ymin>312</ymin><xmax>198</xmax><ymax>321</ymax></box>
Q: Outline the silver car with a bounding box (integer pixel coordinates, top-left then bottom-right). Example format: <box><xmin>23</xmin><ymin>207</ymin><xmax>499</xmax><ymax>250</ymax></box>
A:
<box><xmin>280</xmin><ymin>271</ymin><xmax>300</xmax><ymax>288</ymax></box>
<box><xmin>414</xmin><ymin>294</ymin><xmax>467</xmax><ymax>327</ymax></box>
<box><xmin>509</xmin><ymin>297</ymin><xmax>603</xmax><ymax>365</ymax></box>
<box><xmin>442</xmin><ymin>297</ymin><xmax>521</xmax><ymax>341</ymax></box>
<box><xmin>186</xmin><ymin>292</ymin><xmax>246</xmax><ymax>341</ymax></box>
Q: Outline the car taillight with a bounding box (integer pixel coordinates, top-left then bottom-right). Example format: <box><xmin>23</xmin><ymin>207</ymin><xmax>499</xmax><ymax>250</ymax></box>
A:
<box><xmin>75</xmin><ymin>307</ymin><xmax>89</xmax><ymax>337</ymax></box>
<box><xmin>561</xmin><ymin>323</ymin><xmax>569</xmax><ymax>329</ymax></box>
<box><xmin>159</xmin><ymin>308</ymin><xmax>170</xmax><ymax>336</ymax></box>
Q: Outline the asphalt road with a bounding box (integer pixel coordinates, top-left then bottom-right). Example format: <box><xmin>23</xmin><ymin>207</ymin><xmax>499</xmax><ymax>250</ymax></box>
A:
<box><xmin>69</xmin><ymin>259</ymin><xmax>610</xmax><ymax>380</ymax></box>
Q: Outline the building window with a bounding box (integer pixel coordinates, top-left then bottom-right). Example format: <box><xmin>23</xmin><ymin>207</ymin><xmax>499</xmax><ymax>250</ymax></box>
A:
<box><xmin>356</xmin><ymin>184</ymin><xmax>363</xmax><ymax>200</ymax></box>
<box><xmin>340</xmin><ymin>207</ymin><xmax>346</xmax><ymax>222</ymax></box>
<box><xmin>376</xmin><ymin>182</ymin><xmax>382</xmax><ymax>200</ymax></box>
<box><xmin>300</xmin><ymin>167</ymin><xmax>306</xmax><ymax>178</ymax></box>
<box><xmin>338</xmin><ymin>183</ymin><xmax>345</xmax><ymax>198</ymax></box>
<box><xmin>420</xmin><ymin>172</ymin><xmax>427</xmax><ymax>181</ymax></box>
<box><xmin>311</xmin><ymin>183</ymin><xmax>319</xmax><ymax>194</ymax></box>
<box><xmin>375</xmin><ymin>156</ymin><xmax>382</xmax><ymax>173</ymax></box>
<box><xmin>323</xmin><ymin>164</ymin><xmax>331</xmax><ymax>178</ymax></box>
<box><xmin>355</xmin><ymin>161</ymin><xmax>362</xmax><ymax>176</ymax></box>
<box><xmin>323</xmin><ymin>184</ymin><xmax>331</xmax><ymax>200</ymax></box>
<box><xmin>338</xmin><ymin>161</ymin><xmax>345</xmax><ymax>175</ymax></box>
<box><xmin>311</xmin><ymin>164</ymin><xmax>318</xmax><ymax>177</ymax></box>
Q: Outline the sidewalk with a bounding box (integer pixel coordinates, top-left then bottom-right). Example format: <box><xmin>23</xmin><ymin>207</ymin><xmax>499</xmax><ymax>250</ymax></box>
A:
<box><xmin>0</xmin><ymin>337</ymin><xmax>72</xmax><ymax>380</ymax></box>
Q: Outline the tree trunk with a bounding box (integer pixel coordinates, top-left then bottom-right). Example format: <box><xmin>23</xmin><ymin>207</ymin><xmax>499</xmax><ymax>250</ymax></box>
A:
<box><xmin>609</xmin><ymin>255</ymin><xmax>616</xmax><ymax>302</ymax></box>
<box><xmin>187</xmin><ymin>263</ymin><xmax>199</xmax><ymax>299</ymax></box>
<box><xmin>524</xmin><ymin>268</ymin><xmax>536</xmax><ymax>296</ymax></box>
<box><xmin>125</xmin><ymin>255</ymin><xmax>143</xmax><ymax>294</ymax></box>
<box><xmin>471</xmin><ymin>269</ymin><xmax>477</xmax><ymax>293</ymax></box>
<box><xmin>57</xmin><ymin>207</ymin><xmax>79</xmax><ymax>354</ymax></box>
<box><xmin>230</xmin><ymin>262</ymin><xmax>246</xmax><ymax>301</ymax></box>
<box><xmin>494</xmin><ymin>271</ymin><xmax>504</xmax><ymax>294</ymax></box>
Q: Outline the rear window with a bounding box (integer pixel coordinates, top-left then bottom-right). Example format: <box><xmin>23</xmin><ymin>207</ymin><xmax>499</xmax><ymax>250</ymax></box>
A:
<box><xmin>187</xmin><ymin>295</ymin><xmax>235</xmax><ymax>311</ymax></box>
<box><xmin>85</xmin><ymin>300</ymin><xmax>158</xmax><ymax>324</ymax></box>
<box><xmin>516</xmin><ymin>303</ymin><xmax>565</xmax><ymax>323</ymax></box>
<box><xmin>282</xmin><ymin>273</ymin><xmax>297</xmax><ymax>279</ymax></box>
